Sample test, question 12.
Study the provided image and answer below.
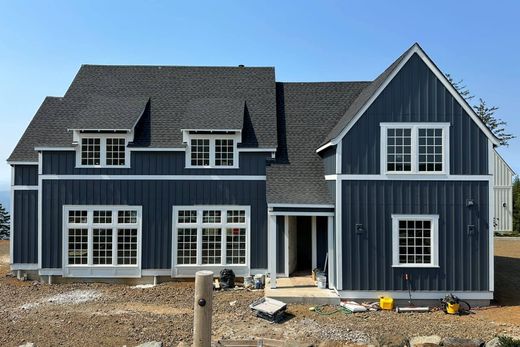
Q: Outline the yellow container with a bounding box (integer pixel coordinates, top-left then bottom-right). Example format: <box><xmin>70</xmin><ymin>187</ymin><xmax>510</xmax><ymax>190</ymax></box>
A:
<box><xmin>379</xmin><ymin>297</ymin><xmax>394</xmax><ymax>310</ymax></box>
<box><xmin>446</xmin><ymin>302</ymin><xmax>460</xmax><ymax>314</ymax></box>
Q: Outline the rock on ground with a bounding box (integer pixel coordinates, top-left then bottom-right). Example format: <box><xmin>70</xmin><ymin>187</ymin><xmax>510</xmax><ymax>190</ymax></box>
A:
<box><xmin>441</xmin><ymin>337</ymin><xmax>485</xmax><ymax>347</ymax></box>
<box><xmin>410</xmin><ymin>335</ymin><xmax>442</xmax><ymax>347</ymax></box>
<box><xmin>136</xmin><ymin>342</ymin><xmax>162</xmax><ymax>347</ymax></box>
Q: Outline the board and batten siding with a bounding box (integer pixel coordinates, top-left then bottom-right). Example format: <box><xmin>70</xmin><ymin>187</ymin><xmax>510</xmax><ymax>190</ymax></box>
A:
<box><xmin>41</xmin><ymin>179</ymin><xmax>267</xmax><ymax>270</ymax></box>
<box><xmin>341</xmin><ymin>180</ymin><xmax>489</xmax><ymax>292</ymax></box>
<box><xmin>14</xmin><ymin>165</ymin><xmax>38</xmax><ymax>186</ymax></box>
<box><xmin>341</xmin><ymin>53</ymin><xmax>488</xmax><ymax>176</ymax></box>
<box><xmin>494</xmin><ymin>151</ymin><xmax>514</xmax><ymax>233</ymax></box>
<box><xmin>42</xmin><ymin>151</ymin><xmax>270</xmax><ymax>176</ymax></box>
<box><xmin>12</xmin><ymin>190</ymin><xmax>38</xmax><ymax>264</ymax></box>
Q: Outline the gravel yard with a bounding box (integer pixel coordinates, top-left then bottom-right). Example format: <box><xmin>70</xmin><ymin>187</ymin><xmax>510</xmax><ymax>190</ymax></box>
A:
<box><xmin>0</xmin><ymin>239</ymin><xmax>518</xmax><ymax>346</ymax></box>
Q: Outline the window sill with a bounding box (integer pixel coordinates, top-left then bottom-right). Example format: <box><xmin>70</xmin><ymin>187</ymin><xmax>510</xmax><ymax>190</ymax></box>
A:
<box><xmin>185</xmin><ymin>166</ymin><xmax>239</xmax><ymax>170</ymax></box>
<box><xmin>392</xmin><ymin>264</ymin><xmax>439</xmax><ymax>268</ymax></box>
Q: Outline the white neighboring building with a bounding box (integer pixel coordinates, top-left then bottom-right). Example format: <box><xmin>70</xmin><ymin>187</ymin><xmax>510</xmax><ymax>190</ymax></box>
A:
<box><xmin>494</xmin><ymin>150</ymin><xmax>515</xmax><ymax>234</ymax></box>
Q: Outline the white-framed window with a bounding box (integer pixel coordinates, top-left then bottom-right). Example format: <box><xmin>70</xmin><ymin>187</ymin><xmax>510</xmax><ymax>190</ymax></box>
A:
<box><xmin>76</xmin><ymin>134</ymin><xmax>130</xmax><ymax>168</ymax></box>
<box><xmin>392</xmin><ymin>214</ymin><xmax>439</xmax><ymax>268</ymax></box>
<box><xmin>63</xmin><ymin>206</ymin><xmax>142</xmax><ymax>268</ymax></box>
<box><xmin>185</xmin><ymin>133</ymin><xmax>240</xmax><ymax>169</ymax></box>
<box><xmin>172</xmin><ymin>206</ymin><xmax>250</xmax><ymax>267</ymax></box>
<box><xmin>380</xmin><ymin>123</ymin><xmax>450</xmax><ymax>175</ymax></box>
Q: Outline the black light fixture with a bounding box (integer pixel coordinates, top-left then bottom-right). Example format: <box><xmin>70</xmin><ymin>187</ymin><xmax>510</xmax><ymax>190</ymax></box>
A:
<box><xmin>355</xmin><ymin>224</ymin><xmax>364</xmax><ymax>234</ymax></box>
<box><xmin>466</xmin><ymin>199</ymin><xmax>474</xmax><ymax>207</ymax></box>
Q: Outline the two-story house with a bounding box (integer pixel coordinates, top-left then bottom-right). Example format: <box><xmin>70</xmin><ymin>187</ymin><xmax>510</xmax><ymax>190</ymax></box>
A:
<box><xmin>8</xmin><ymin>43</ymin><xmax>512</xmax><ymax>303</ymax></box>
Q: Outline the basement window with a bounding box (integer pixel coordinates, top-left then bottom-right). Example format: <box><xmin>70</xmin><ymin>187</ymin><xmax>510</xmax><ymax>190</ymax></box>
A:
<box><xmin>174</xmin><ymin>206</ymin><xmax>249</xmax><ymax>267</ymax></box>
<box><xmin>380</xmin><ymin>123</ymin><xmax>450</xmax><ymax>175</ymax></box>
<box><xmin>391</xmin><ymin>214</ymin><xmax>439</xmax><ymax>268</ymax></box>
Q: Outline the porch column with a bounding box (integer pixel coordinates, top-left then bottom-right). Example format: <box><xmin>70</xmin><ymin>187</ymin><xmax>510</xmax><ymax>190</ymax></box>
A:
<box><xmin>311</xmin><ymin>216</ymin><xmax>317</xmax><ymax>270</ymax></box>
<box><xmin>327</xmin><ymin>215</ymin><xmax>334</xmax><ymax>289</ymax></box>
<box><xmin>268</xmin><ymin>213</ymin><xmax>277</xmax><ymax>289</ymax></box>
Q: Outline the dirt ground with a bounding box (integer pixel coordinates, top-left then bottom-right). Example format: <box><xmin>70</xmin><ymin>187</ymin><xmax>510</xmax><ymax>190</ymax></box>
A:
<box><xmin>0</xmin><ymin>239</ymin><xmax>519</xmax><ymax>347</ymax></box>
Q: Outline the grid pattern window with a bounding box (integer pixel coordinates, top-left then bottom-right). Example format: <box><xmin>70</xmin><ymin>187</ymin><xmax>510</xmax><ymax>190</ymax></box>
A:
<box><xmin>68</xmin><ymin>228</ymin><xmax>88</xmax><ymax>265</ymax></box>
<box><xmin>64</xmin><ymin>207</ymin><xmax>140</xmax><ymax>268</ymax></box>
<box><xmin>178</xmin><ymin>210</ymin><xmax>197</xmax><ymax>224</ymax></box>
<box><xmin>190</xmin><ymin>139</ymin><xmax>210</xmax><ymax>166</ymax></box>
<box><xmin>392</xmin><ymin>215</ymin><xmax>438</xmax><ymax>267</ymax></box>
<box><xmin>386</xmin><ymin>128</ymin><xmax>412</xmax><ymax>172</ymax></box>
<box><xmin>202</xmin><ymin>228</ymin><xmax>222</xmax><ymax>264</ymax></box>
<box><xmin>418</xmin><ymin>128</ymin><xmax>443</xmax><ymax>172</ymax></box>
<box><xmin>81</xmin><ymin>138</ymin><xmax>101</xmax><ymax>166</ymax></box>
<box><xmin>203</xmin><ymin>210</ymin><xmax>221</xmax><ymax>223</ymax></box>
<box><xmin>93</xmin><ymin>210</ymin><xmax>112</xmax><ymax>224</ymax></box>
<box><xmin>106</xmin><ymin>138</ymin><xmax>126</xmax><ymax>166</ymax></box>
<box><xmin>215</xmin><ymin>139</ymin><xmax>234</xmax><ymax>166</ymax></box>
<box><xmin>177</xmin><ymin>228</ymin><xmax>197</xmax><ymax>265</ymax></box>
<box><xmin>69</xmin><ymin>210</ymin><xmax>88</xmax><ymax>224</ymax></box>
<box><xmin>93</xmin><ymin>229</ymin><xmax>112</xmax><ymax>265</ymax></box>
<box><xmin>226</xmin><ymin>228</ymin><xmax>246</xmax><ymax>264</ymax></box>
<box><xmin>174</xmin><ymin>207</ymin><xmax>249</xmax><ymax>267</ymax></box>
<box><xmin>117</xmin><ymin>229</ymin><xmax>138</xmax><ymax>265</ymax></box>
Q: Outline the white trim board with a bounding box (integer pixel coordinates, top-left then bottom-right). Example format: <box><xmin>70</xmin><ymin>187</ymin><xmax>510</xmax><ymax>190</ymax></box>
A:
<box><xmin>325</xmin><ymin>174</ymin><xmax>491</xmax><ymax>181</ymax></box>
<box><xmin>12</xmin><ymin>186</ymin><xmax>38</xmax><ymax>191</ymax></box>
<box><xmin>11</xmin><ymin>263</ymin><xmax>40</xmax><ymax>270</ymax></box>
<box><xmin>316</xmin><ymin>44</ymin><xmax>499</xmax><ymax>153</ymax></box>
<box><xmin>337</xmin><ymin>290</ymin><xmax>493</xmax><ymax>300</ymax></box>
<box><xmin>7</xmin><ymin>161</ymin><xmax>39</xmax><ymax>165</ymax></box>
<box><xmin>268</xmin><ymin>211</ymin><xmax>335</xmax><ymax>217</ymax></box>
<box><xmin>40</xmin><ymin>174</ymin><xmax>266</xmax><ymax>181</ymax></box>
<box><xmin>268</xmin><ymin>203</ymin><xmax>335</xmax><ymax>209</ymax></box>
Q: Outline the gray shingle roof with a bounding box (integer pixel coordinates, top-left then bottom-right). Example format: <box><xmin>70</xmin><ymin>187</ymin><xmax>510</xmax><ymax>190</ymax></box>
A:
<box><xmin>8</xmin><ymin>65</ymin><xmax>277</xmax><ymax>162</ymax></box>
<box><xmin>267</xmin><ymin>81</ymin><xmax>370</xmax><ymax>204</ymax></box>
<box><xmin>181</xmin><ymin>98</ymin><xmax>245</xmax><ymax>131</ymax></box>
<box><xmin>70</xmin><ymin>95</ymin><xmax>149</xmax><ymax>130</ymax></box>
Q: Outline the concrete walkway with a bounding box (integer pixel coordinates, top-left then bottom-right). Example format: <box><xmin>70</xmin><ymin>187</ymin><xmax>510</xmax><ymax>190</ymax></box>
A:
<box><xmin>264</xmin><ymin>276</ymin><xmax>340</xmax><ymax>305</ymax></box>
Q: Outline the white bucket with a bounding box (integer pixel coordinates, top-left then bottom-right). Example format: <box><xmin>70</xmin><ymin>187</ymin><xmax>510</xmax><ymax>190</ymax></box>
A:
<box><xmin>317</xmin><ymin>275</ymin><xmax>327</xmax><ymax>289</ymax></box>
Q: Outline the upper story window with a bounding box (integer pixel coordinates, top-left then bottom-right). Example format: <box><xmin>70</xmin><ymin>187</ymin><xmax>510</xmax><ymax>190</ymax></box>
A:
<box><xmin>76</xmin><ymin>134</ymin><xmax>130</xmax><ymax>168</ymax></box>
<box><xmin>185</xmin><ymin>133</ymin><xmax>240</xmax><ymax>169</ymax></box>
<box><xmin>380</xmin><ymin>123</ymin><xmax>450</xmax><ymax>175</ymax></box>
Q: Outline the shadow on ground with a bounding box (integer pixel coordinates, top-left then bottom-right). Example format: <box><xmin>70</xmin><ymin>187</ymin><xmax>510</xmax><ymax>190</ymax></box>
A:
<box><xmin>494</xmin><ymin>255</ymin><xmax>520</xmax><ymax>306</ymax></box>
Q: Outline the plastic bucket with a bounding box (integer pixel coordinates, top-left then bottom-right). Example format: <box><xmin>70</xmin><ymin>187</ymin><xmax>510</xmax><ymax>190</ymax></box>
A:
<box><xmin>317</xmin><ymin>275</ymin><xmax>327</xmax><ymax>289</ymax></box>
<box><xmin>244</xmin><ymin>275</ymin><xmax>254</xmax><ymax>288</ymax></box>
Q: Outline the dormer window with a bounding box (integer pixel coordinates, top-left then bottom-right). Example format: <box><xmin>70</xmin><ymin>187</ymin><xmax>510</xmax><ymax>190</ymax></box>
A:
<box><xmin>76</xmin><ymin>133</ymin><xmax>131</xmax><ymax>168</ymax></box>
<box><xmin>184</xmin><ymin>132</ymin><xmax>240</xmax><ymax>169</ymax></box>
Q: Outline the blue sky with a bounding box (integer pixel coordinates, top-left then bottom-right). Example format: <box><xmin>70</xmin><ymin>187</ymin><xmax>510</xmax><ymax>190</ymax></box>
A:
<box><xmin>0</xmin><ymin>0</ymin><xmax>519</xmax><ymax>192</ymax></box>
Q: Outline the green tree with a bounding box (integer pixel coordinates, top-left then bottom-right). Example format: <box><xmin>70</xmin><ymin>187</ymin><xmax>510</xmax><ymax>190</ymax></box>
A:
<box><xmin>0</xmin><ymin>203</ymin><xmax>9</xmax><ymax>239</ymax></box>
<box><xmin>446</xmin><ymin>73</ymin><xmax>515</xmax><ymax>146</ymax></box>
<box><xmin>513</xmin><ymin>176</ymin><xmax>520</xmax><ymax>233</ymax></box>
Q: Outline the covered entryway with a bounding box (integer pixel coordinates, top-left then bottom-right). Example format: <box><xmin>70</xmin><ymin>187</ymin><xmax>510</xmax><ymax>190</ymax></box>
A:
<box><xmin>267</xmin><ymin>205</ymin><xmax>335</xmax><ymax>290</ymax></box>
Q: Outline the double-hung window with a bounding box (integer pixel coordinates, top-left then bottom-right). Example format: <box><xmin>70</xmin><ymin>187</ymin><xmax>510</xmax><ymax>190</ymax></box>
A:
<box><xmin>185</xmin><ymin>134</ymin><xmax>239</xmax><ymax>168</ymax></box>
<box><xmin>392</xmin><ymin>214</ymin><xmax>439</xmax><ymax>268</ymax></box>
<box><xmin>380</xmin><ymin>123</ymin><xmax>449</xmax><ymax>174</ymax></box>
<box><xmin>78</xmin><ymin>135</ymin><xmax>129</xmax><ymax>168</ymax></box>
<box><xmin>64</xmin><ymin>206</ymin><xmax>141</xmax><ymax>272</ymax></box>
<box><xmin>174</xmin><ymin>206</ymin><xmax>249</xmax><ymax>267</ymax></box>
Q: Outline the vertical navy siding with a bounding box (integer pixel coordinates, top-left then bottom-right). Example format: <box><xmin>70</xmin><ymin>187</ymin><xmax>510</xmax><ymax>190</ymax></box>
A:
<box><xmin>321</xmin><ymin>147</ymin><xmax>336</xmax><ymax>175</ymax></box>
<box><xmin>13</xmin><ymin>190</ymin><xmax>38</xmax><ymax>264</ymax></box>
<box><xmin>42</xmin><ymin>180</ymin><xmax>267</xmax><ymax>269</ymax></box>
<box><xmin>43</xmin><ymin>151</ymin><xmax>270</xmax><ymax>175</ymax></box>
<box><xmin>14</xmin><ymin>165</ymin><xmax>38</xmax><ymax>186</ymax></box>
<box><xmin>341</xmin><ymin>180</ymin><xmax>489</xmax><ymax>291</ymax></box>
<box><xmin>316</xmin><ymin>216</ymin><xmax>328</xmax><ymax>270</ymax></box>
<box><xmin>341</xmin><ymin>53</ymin><xmax>488</xmax><ymax>175</ymax></box>
<box><xmin>276</xmin><ymin>216</ymin><xmax>285</xmax><ymax>274</ymax></box>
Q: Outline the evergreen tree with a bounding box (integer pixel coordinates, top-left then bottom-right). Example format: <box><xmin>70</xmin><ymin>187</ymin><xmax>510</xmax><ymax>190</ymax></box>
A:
<box><xmin>513</xmin><ymin>176</ymin><xmax>520</xmax><ymax>233</ymax></box>
<box><xmin>0</xmin><ymin>203</ymin><xmax>9</xmax><ymax>239</ymax></box>
<box><xmin>446</xmin><ymin>73</ymin><xmax>515</xmax><ymax>146</ymax></box>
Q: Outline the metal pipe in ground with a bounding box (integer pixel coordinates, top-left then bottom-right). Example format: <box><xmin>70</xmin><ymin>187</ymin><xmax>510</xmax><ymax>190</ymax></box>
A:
<box><xmin>193</xmin><ymin>270</ymin><xmax>214</xmax><ymax>347</ymax></box>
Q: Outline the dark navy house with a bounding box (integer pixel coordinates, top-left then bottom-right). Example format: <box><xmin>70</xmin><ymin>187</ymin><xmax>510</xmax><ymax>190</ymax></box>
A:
<box><xmin>8</xmin><ymin>44</ymin><xmax>505</xmax><ymax>301</ymax></box>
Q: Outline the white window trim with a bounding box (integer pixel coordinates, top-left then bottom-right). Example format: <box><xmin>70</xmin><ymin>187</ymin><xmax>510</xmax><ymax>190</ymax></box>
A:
<box><xmin>171</xmin><ymin>205</ymin><xmax>250</xmax><ymax>273</ymax></box>
<box><xmin>184</xmin><ymin>133</ymin><xmax>240</xmax><ymax>169</ymax></box>
<box><xmin>62</xmin><ymin>205</ymin><xmax>142</xmax><ymax>277</ymax></box>
<box><xmin>380</xmin><ymin>123</ymin><xmax>450</xmax><ymax>176</ymax></box>
<box><xmin>75</xmin><ymin>133</ymin><xmax>131</xmax><ymax>169</ymax></box>
<box><xmin>391</xmin><ymin>214</ymin><xmax>439</xmax><ymax>268</ymax></box>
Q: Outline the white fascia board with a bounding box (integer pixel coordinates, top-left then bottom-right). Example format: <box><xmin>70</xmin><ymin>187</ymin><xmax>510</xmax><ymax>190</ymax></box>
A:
<box><xmin>268</xmin><ymin>211</ymin><xmax>335</xmax><ymax>217</ymax></box>
<box><xmin>130</xmin><ymin>147</ymin><xmax>185</xmax><ymax>152</ymax></box>
<box><xmin>268</xmin><ymin>203</ymin><xmax>335</xmax><ymax>208</ymax></box>
<box><xmin>316</xmin><ymin>142</ymin><xmax>334</xmax><ymax>153</ymax></box>
<box><xmin>7</xmin><ymin>161</ymin><xmax>39</xmax><ymax>165</ymax></box>
<box><xmin>67</xmin><ymin>128</ymin><xmax>132</xmax><ymax>132</ymax></box>
<box><xmin>40</xmin><ymin>174</ymin><xmax>266</xmax><ymax>181</ymax></box>
<box><xmin>325</xmin><ymin>44</ymin><xmax>499</xmax><ymax>150</ymax></box>
<box><xmin>337</xmin><ymin>290</ymin><xmax>493</xmax><ymax>300</ymax></box>
<box><xmin>238</xmin><ymin>147</ymin><xmax>277</xmax><ymax>153</ymax></box>
<box><xmin>12</xmin><ymin>186</ymin><xmax>39</xmax><ymax>190</ymax></box>
<box><xmin>34</xmin><ymin>147</ymin><xmax>75</xmax><ymax>151</ymax></box>
<box><xmin>325</xmin><ymin>174</ymin><xmax>492</xmax><ymax>181</ymax></box>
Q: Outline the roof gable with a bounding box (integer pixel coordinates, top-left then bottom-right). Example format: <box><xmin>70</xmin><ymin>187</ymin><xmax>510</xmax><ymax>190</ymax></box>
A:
<box><xmin>318</xmin><ymin>43</ymin><xmax>500</xmax><ymax>152</ymax></box>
